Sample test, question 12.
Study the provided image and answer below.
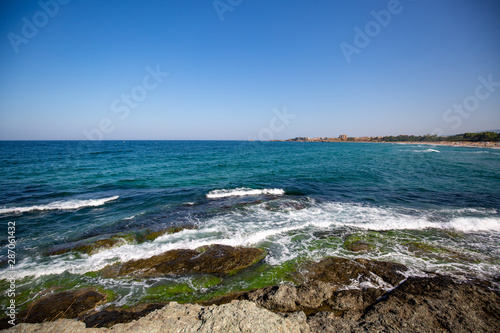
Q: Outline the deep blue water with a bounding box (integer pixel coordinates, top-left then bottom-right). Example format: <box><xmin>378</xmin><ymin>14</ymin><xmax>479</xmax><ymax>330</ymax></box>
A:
<box><xmin>1</xmin><ymin>141</ymin><xmax>499</xmax><ymax>306</ymax></box>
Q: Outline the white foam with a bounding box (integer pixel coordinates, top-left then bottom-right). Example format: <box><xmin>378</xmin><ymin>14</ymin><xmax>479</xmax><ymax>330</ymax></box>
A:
<box><xmin>0</xmin><ymin>196</ymin><xmax>119</xmax><ymax>214</ymax></box>
<box><xmin>412</xmin><ymin>149</ymin><xmax>440</xmax><ymax>153</ymax></box>
<box><xmin>206</xmin><ymin>188</ymin><xmax>285</xmax><ymax>199</ymax></box>
<box><xmin>448</xmin><ymin>217</ymin><xmax>500</xmax><ymax>232</ymax></box>
<box><xmin>3</xmin><ymin>200</ymin><xmax>499</xmax><ymax>280</ymax></box>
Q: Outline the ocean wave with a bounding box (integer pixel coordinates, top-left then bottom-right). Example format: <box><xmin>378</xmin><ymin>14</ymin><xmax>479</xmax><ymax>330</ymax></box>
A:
<box><xmin>3</xmin><ymin>199</ymin><xmax>499</xmax><ymax>280</ymax></box>
<box><xmin>448</xmin><ymin>217</ymin><xmax>500</xmax><ymax>232</ymax></box>
<box><xmin>0</xmin><ymin>196</ymin><xmax>119</xmax><ymax>214</ymax></box>
<box><xmin>412</xmin><ymin>149</ymin><xmax>440</xmax><ymax>153</ymax></box>
<box><xmin>206</xmin><ymin>188</ymin><xmax>285</xmax><ymax>199</ymax></box>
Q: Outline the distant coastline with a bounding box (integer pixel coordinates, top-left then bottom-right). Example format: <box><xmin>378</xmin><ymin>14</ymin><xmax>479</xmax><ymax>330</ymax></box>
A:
<box><xmin>272</xmin><ymin>131</ymin><xmax>500</xmax><ymax>148</ymax></box>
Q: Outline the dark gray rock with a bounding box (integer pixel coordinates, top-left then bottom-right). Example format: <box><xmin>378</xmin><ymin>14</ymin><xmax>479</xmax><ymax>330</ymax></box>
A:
<box><xmin>299</xmin><ymin>257</ymin><xmax>408</xmax><ymax>287</ymax></box>
<box><xmin>357</xmin><ymin>276</ymin><xmax>500</xmax><ymax>333</ymax></box>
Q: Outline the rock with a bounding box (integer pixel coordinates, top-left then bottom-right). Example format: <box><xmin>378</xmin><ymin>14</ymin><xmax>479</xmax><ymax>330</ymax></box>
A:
<box><xmin>82</xmin><ymin>303</ymin><xmax>165</xmax><ymax>328</ymax></box>
<box><xmin>3</xmin><ymin>276</ymin><xmax>498</xmax><ymax>333</ymax></box>
<box><xmin>357</xmin><ymin>276</ymin><xmax>500</xmax><ymax>333</ymax></box>
<box><xmin>295</xmin><ymin>280</ymin><xmax>335</xmax><ymax>310</ymax></box>
<box><xmin>343</xmin><ymin>234</ymin><xmax>375</xmax><ymax>253</ymax></box>
<box><xmin>1</xmin><ymin>301</ymin><xmax>310</xmax><ymax>333</ymax></box>
<box><xmin>246</xmin><ymin>285</ymin><xmax>299</xmax><ymax>312</ymax></box>
<box><xmin>300</xmin><ymin>257</ymin><xmax>407</xmax><ymax>287</ymax></box>
<box><xmin>307</xmin><ymin>311</ymin><xmax>356</xmax><ymax>333</ymax></box>
<box><xmin>325</xmin><ymin>288</ymin><xmax>385</xmax><ymax>320</ymax></box>
<box><xmin>344</xmin><ymin>240</ymin><xmax>372</xmax><ymax>253</ymax></box>
<box><xmin>0</xmin><ymin>288</ymin><xmax>106</xmax><ymax>330</ymax></box>
<box><xmin>204</xmin><ymin>280</ymin><xmax>335</xmax><ymax>314</ymax></box>
<box><xmin>100</xmin><ymin>244</ymin><xmax>266</xmax><ymax>278</ymax></box>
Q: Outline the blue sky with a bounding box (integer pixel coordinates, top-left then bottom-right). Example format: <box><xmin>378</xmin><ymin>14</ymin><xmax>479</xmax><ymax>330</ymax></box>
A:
<box><xmin>1</xmin><ymin>0</ymin><xmax>499</xmax><ymax>140</ymax></box>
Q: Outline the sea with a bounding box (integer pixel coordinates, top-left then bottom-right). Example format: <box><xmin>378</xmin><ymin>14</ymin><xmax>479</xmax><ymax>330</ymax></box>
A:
<box><xmin>1</xmin><ymin>141</ymin><xmax>499</xmax><ymax>308</ymax></box>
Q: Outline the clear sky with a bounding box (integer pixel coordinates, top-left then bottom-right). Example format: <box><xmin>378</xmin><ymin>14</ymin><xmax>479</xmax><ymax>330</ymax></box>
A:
<box><xmin>1</xmin><ymin>0</ymin><xmax>499</xmax><ymax>140</ymax></box>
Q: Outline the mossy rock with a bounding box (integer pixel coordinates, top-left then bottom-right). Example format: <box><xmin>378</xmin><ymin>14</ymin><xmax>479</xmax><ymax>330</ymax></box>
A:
<box><xmin>144</xmin><ymin>283</ymin><xmax>194</xmax><ymax>300</ymax></box>
<box><xmin>100</xmin><ymin>244</ymin><xmax>267</xmax><ymax>278</ymax></box>
<box><xmin>191</xmin><ymin>274</ymin><xmax>223</xmax><ymax>289</ymax></box>
<box><xmin>345</xmin><ymin>240</ymin><xmax>373</xmax><ymax>253</ymax></box>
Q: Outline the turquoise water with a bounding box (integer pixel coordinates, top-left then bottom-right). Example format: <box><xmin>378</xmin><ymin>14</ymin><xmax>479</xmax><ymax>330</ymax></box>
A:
<box><xmin>1</xmin><ymin>141</ymin><xmax>499</xmax><ymax>307</ymax></box>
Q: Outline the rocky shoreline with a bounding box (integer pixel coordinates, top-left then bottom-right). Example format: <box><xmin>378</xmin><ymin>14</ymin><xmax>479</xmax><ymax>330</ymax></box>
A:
<box><xmin>2</xmin><ymin>251</ymin><xmax>499</xmax><ymax>332</ymax></box>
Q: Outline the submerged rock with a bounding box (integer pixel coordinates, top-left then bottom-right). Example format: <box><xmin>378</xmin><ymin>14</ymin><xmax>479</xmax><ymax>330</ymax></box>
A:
<box><xmin>100</xmin><ymin>244</ymin><xmax>266</xmax><ymax>278</ymax></box>
<box><xmin>344</xmin><ymin>240</ymin><xmax>373</xmax><ymax>253</ymax></box>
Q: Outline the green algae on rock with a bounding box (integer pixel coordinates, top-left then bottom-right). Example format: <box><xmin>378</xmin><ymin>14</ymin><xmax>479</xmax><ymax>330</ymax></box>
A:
<box><xmin>100</xmin><ymin>244</ymin><xmax>266</xmax><ymax>278</ymax></box>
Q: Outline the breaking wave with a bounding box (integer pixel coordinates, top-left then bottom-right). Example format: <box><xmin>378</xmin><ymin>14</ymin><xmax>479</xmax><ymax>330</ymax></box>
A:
<box><xmin>0</xmin><ymin>196</ymin><xmax>119</xmax><ymax>214</ymax></box>
<box><xmin>206</xmin><ymin>188</ymin><xmax>285</xmax><ymax>199</ymax></box>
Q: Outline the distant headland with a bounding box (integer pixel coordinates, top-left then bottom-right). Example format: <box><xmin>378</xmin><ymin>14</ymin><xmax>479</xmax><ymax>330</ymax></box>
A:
<box><xmin>273</xmin><ymin>131</ymin><xmax>500</xmax><ymax>148</ymax></box>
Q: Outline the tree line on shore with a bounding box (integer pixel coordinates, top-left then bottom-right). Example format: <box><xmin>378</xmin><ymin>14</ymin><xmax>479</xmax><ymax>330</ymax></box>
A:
<box><xmin>356</xmin><ymin>131</ymin><xmax>500</xmax><ymax>142</ymax></box>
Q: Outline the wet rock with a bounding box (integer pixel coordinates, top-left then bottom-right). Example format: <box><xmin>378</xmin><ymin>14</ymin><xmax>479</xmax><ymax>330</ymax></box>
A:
<box><xmin>300</xmin><ymin>257</ymin><xmax>407</xmax><ymax>287</ymax></box>
<box><xmin>0</xmin><ymin>288</ymin><xmax>106</xmax><ymax>329</ymax></box>
<box><xmin>343</xmin><ymin>234</ymin><xmax>375</xmax><ymax>253</ymax></box>
<box><xmin>82</xmin><ymin>303</ymin><xmax>165</xmax><ymax>328</ymax></box>
<box><xmin>344</xmin><ymin>240</ymin><xmax>372</xmax><ymax>253</ymax></box>
<box><xmin>100</xmin><ymin>244</ymin><xmax>266</xmax><ymax>278</ymax></box>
